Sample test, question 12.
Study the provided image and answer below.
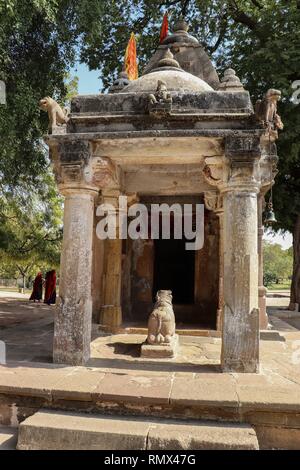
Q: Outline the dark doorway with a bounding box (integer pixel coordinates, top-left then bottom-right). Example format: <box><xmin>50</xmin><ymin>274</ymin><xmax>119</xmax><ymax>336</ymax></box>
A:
<box><xmin>152</xmin><ymin>238</ymin><xmax>195</xmax><ymax>304</ymax></box>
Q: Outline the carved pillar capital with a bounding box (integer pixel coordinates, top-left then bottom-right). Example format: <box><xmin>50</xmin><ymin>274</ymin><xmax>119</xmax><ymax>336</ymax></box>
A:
<box><xmin>222</xmin><ymin>133</ymin><xmax>262</xmax><ymax>193</ymax></box>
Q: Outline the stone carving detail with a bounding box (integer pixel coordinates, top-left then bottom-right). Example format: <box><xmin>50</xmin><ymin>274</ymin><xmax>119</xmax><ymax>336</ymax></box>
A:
<box><xmin>225</xmin><ymin>135</ymin><xmax>261</xmax><ymax>161</ymax></box>
<box><xmin>59</xmin><ymin>140</ymin><xmax>90</xmax><ymax>164</ymax></box>
<box><xmin>147</xmin><ymin>290</ymin><xmax>175</xmax><ymax>344</ymax></box>
<box><xmin>255</xmin><ymin>89</ymin><xmax>284</xmax><ymax>131</ymax></box>
<box><xmin>47</xmin><ymin>140</ymin><xmax>91</xmax><ymax>186</ymax></box>
<box><xmin>148</xmin><ymin>80</ymin><xmax>172</xmax><ymax>116</ymax></box>
<box><xmin>39</xmin><ymin>97</ymin><xmax>69</xmax><ymax>133</ymax></box>
<box><xmin>92</xmin><ymin>157</ymin><xmax>120</xmax><ymax>188</ymax></box>
<box><xmin>202</xmin><ymin>164</ymin><xmax>221</xmax><ymax>187</ymax></box>
<box><xmin>225</xmin><ymin>135</ymin><xmax>261</xmax><ymax>183</ymax></box>
<box><xmin>204</xmin><ymin>191</ymin><xmax>223</xmax><ymax>212</ymax></box>
<box><xmin>218</xmin><ymin>69</ymin><xmax>244</xmax><ymax>92</ymax></box>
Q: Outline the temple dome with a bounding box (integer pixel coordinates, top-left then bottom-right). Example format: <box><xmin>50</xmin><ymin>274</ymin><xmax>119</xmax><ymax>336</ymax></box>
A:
<box><xmin>122</xmin><ymin>49</ymin><xmax>213</xmax><ymax>94</ymax></box>
<box><xmin>122</xmin><ymin>68</ymin><xmax>213</xmax><ymax>93</ymax></box>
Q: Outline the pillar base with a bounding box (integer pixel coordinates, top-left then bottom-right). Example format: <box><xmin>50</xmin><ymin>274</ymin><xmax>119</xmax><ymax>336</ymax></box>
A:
<box><xmin>100</xmin><ymin>306</ymin><xmax>122</xmax><ymax>329</ymax></box>
<box><xmin>53</xmin><ymin>297</ymin><xmax>92</xmax><ymax>366</ymax></box>
<box><xmin>221</xmin><ymin>359</ymin><xmax>259</xmax><ymax>374</ymax></box>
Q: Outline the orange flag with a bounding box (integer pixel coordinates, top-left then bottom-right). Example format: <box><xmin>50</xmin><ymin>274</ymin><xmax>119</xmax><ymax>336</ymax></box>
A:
<box><xmin>160</xmin><ymin>12</ymin><xmax>169</xmax><ymax>43</ymax></box>
<box><xmin>125</xmin><ymin>33</ymin><xmax>138</xmax><ymax>81</ymax></box>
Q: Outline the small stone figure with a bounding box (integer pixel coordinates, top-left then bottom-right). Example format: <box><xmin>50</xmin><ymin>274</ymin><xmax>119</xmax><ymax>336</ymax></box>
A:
<box><xmin>255</xmin><ymin>89</ymin><xmax>284</xmax><ymax>131</ymax></box>
<box><xmin>148</xmin><ymin>80</ymin><xmax>172</xmax><ymax>116</ymax></box>
<box><xmin>147</xmin><ymin>290</ymin><xmax>175</xmax><ymax>345</ymax></box>
<box><xmin>149</xmin><ymin>80</ymin><xmax>172</xmax><ymax>106</ymax></box>
<box><xmin>39</xmin><ymin>96</ymin><xmax>69</xmax><ymax>133</ymax></box>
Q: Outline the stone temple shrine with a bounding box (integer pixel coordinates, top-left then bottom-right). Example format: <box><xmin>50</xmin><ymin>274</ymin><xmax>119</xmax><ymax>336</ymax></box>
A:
<box><xmin>45</xmin><ymin>19</ymin><xmax>280</xmax><ymax>373</ymax></box>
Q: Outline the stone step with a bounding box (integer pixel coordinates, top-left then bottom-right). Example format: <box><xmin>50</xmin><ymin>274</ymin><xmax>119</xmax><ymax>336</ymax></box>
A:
<box><xmin>17</xmin><ymin>410</ymin><xmax>259</xmax><ymax>450</ymax></box>
<box><xmin>0</xmin><ymin>426</ymin><xmax>18</xmax><ymax>450</ymax></box>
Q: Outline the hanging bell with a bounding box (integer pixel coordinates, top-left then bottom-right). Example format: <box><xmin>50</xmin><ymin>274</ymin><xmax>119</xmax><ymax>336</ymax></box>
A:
<box><xmin>264</xmin><ymin>202</ymin><xmax>277</xmax><ymax>225</ymax></box>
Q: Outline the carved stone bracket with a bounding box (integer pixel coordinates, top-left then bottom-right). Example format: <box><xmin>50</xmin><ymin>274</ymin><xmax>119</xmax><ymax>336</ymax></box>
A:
<box><xmin>204</xmin><ymin>191</ymin><xmax>223</xmax><ymax>213</ymax></box>
<box><xmin>202</xmin><ymin>156</ymin><xmax>224</xmax><ymax>188</ymax></box>
<box><xmin>92</xmin><ymin>156</ymin><xmax>120</xmax><ymax>189</ymax></box>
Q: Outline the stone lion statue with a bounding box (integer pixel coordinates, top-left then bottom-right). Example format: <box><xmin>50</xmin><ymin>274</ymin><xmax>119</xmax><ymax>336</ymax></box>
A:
<box><xmin>255</xmin><ymin>89</ymin><xmax>283</xmax><ymax>131</ymax></box>
<box><xmin>147</xmin><ymin>290</ymin><xmax>176</xmax><ymax>345</ymax></box>
<box><xmin>39</xmin><ymin>96</ymin><xmax>69</xmax><ymax>131</ymax></box>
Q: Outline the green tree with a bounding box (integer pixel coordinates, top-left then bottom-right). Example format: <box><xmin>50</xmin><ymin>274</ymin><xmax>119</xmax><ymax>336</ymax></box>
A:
<box><xmin>1</xmin><ymin>0</ymin><xmax>299</xmax><ymax>306</ymax></box>
<box><xmin>263</xmin><ymin>241</ymin><xmax>293</xmax><ymax>286</ymax></box>
<box><xmin>0</xmin><ymin>170</ymin><xmax>63</xmax><ymax>289</ymax></box>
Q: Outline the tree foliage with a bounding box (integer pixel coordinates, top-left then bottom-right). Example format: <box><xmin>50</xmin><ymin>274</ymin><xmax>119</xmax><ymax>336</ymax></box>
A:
<box><xmin>263</xmin><ymin>241</ymin><xmax>293</xmax><ymax>286</ymax></box>
<box><xmin>0</xmin><ymin>0</ymin><xmax>300</xmax><ymax>300</ymax></box>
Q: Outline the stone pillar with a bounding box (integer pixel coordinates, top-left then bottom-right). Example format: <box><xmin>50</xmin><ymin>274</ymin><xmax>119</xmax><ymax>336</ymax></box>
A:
<box><xmin>221</xmin><ymin>135</ymin><xmax>261</xmax><ymax>373</ymax></box>
<box><xmin>258</xmin><ymin>194</ymin><xmax>269</xmax><ymax>329</ymax></box>
<box><xmin>100</xmin><ymin>192</ymin><xmax>123</xmax><ymax>330</ymax></box>
<box><xmin>221</xmin><ymin>187</ymin><xmax>259</xmax><ymax>372</ymax></box>
<box><xmin>216</xmin><ymin>209</ymin><xmax>224</xmax><ymax>331</ymax></box>
<box><xmin>53</xmin><ymin>188</ymin><xmax>98</xmax><ymax>365</ymax></box>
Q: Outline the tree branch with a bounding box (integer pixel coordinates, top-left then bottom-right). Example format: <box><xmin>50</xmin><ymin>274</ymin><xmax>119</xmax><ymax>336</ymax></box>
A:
<box><xmin>250</xmin><ymin>0</ymin><xmax>263</xmax><ymax>9</ymax></box>
<box><xmin>181</xmin><ymin>0</ymin><xmax>191</xmax><ymax>16</ymax></box>
<box><xmin>229</xmin><ymin>0</ymin><xmax>259</xmax><ymax>32</ymax></box>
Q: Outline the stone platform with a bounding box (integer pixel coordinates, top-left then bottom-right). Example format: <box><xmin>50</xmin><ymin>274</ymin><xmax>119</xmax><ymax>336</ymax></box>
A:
<box><xmin>1</xmin><ymin>329</ymin><xmax>300</xmax><ymax>449</ymax></box>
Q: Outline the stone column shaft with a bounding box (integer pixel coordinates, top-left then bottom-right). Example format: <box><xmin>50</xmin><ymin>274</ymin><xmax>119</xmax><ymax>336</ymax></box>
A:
<box><xmin>216</xmin><ymin>211</ymin><xmax>224</xmax><ymax>331</ymax></box>
<box><xmin>221</xmin><ymin>188</ymin><xmax>259</xmax><ymax>373</ymax></box>
<box><xmin>100</xmin><ymin>238</ymin><xmax>122</xmax><ymax>329</ymax></box>
<box><xmin>258</xmin><ymin>195</ymin><xmax>268</xmax><ymax>329</ymax></box>
<box><xmin>100</xmin><ymin>192</ymin><xmax>123</xmax><ymax>330</ymax></box>
<box><xmin>53</xmin><ymin>190</ymin><xmax>96</xmax><ymax>365</ymax></box>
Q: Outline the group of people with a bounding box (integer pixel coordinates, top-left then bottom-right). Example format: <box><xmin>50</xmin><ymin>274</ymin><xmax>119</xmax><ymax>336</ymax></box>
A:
<box><xmin>29</xmin><ymin>270</ymin><xmax>57</xmax><ymax>305</ymax></box>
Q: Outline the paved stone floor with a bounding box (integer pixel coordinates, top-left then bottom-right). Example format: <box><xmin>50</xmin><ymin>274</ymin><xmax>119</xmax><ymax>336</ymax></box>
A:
<box><xmin>1</xmin><ymin>290</ymin><xmax>300</xmax><ymax>450</ymax></box>
<box><xmin>0</xmin><ymin>289</ymin><xmax>300</xmax><ymax>374</ymax></box>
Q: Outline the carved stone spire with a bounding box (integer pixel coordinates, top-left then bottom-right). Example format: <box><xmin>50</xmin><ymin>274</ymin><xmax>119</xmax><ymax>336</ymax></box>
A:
<box><xmin>157</xmin><ymin>48</ymin><xmax>181</xmax><ymax>69</ymax></box>
<box><xmin>173</xmin><ymin>16</ymin><xmax>189</xmax><ymax>34</ymax></box>
<box><xmin>218</xmin><ymin>68</ymin><xmax>244</xmax><ymax>92</ymax></box>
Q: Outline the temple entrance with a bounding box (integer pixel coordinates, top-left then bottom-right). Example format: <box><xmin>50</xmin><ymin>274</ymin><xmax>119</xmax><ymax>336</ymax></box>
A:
<box><xmin>152</xmin><ymin>238</ymin><xmax>195</xmax><ymax>305</ymax></box>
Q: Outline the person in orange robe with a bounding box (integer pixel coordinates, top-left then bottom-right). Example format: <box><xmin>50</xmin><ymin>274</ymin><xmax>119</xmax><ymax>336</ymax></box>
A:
<box><xmin>44</xmin><ymin>270</ymin><xmax>56</xmax><ymax>305</ymax></box>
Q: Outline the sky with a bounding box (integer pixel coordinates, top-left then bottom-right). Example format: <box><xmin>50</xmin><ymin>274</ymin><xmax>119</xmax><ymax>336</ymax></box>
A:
<box><xmin>71</xmin><ymin>63</ymin><xmax>293</xmax><ymax>250</ymax></box>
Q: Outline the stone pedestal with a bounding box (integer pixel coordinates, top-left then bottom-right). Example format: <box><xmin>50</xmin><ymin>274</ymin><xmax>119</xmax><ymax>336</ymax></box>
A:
<box><xmin>221</xmin><ymin>187</ymin><xmax>259</xmax><ymax>373</ymax></box>
<box><xmin>141</xmin><ymin>335</ymin><xmax>179</xmax><ymax>358</ymax></box>
<box><xmin>53</xmin><ymin>189</ymin><xmax>97</xmax><ymax>365</ymax></box>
